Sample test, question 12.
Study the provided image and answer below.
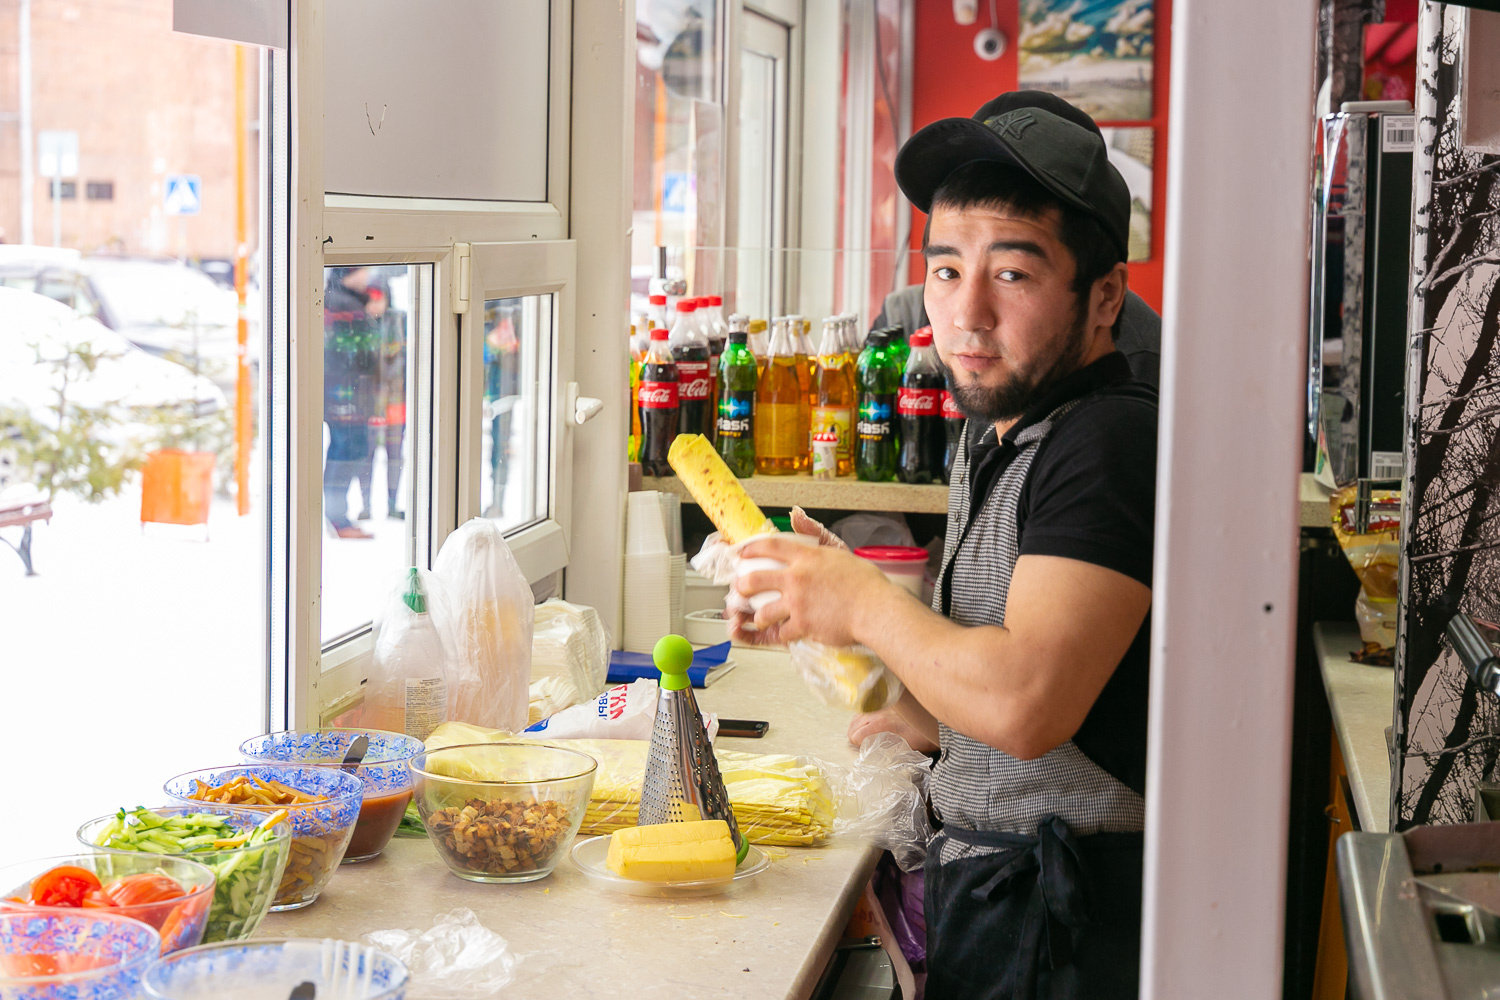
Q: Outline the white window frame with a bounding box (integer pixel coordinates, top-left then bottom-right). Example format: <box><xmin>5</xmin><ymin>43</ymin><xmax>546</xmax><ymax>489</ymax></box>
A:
<box><xmin>281</xmin><ymin>0</ymin><xmax>606</xmax><ymax>728</ymax></box>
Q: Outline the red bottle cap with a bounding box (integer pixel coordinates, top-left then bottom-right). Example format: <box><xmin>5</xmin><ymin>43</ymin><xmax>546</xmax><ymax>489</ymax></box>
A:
<box><xmin>676</xmin><ymin>300</ymin><xmax>698</xmax><ymax>312</ymax></box>
<box><xmin>709</xmin><ymin>295</ymin><xmax>723</xmax><ymax>306</ymax></box>
<box><xmin>854</xmin><ymin>545</ymin><xmax>930</xmax><ymax>562</ymax></box>
<box><xmin>649</xmin><ymin>294</ymin><xmax>667</xmax><ymax>305</ymax></box>
<box><xmin>650</xmin><ymin>327</ymin><xmax>670</xmax><ymax>340</ymax></box>
<box><xmin>910</xmin><ymin>331</ymin><xmax>933</xmax><ymax>347</ymax></box>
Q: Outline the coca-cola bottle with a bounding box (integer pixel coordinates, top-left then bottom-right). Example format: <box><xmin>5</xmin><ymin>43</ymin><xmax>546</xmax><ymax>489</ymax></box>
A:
<box><xmin>669</xmin><ymin>299</ymin><xmax>712</xmax><ymax>437</ymax></box>
<box><xmin>637</xmin><ymin>327</ymin><xmax>679</xmax><ymax>476</ymax></box>
<box><xmin>942</xmin><ymin>389</ymin><xmax>965</xmax><ymax>483</ymax></box>
<box><xmin>898</xmin><ymin>329</ymin><xmax>945</xmax><ymax>484</ymax></box>
<box><xmin>704</xmin><ymin>296</ymin><xmax>728</xmax><ymax>444</ymax></box>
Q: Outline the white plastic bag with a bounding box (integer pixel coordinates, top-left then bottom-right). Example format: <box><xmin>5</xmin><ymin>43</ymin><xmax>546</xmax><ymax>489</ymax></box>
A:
<box><xmin>364</xmin><ymin>908</ymin><xmax>519</xmax><ymax>1000</ymax></box>
<box><xmin>523</xmin><ymin>678</ymin><xmax>718</xmax><ymax>741</ymax></box>
<box><xmin>367</xmin><ymin>568</ymin><xmax>461</xmax><ymax>741</ymax></box>
<box><xmin>433</xmin><ymin>518</ymin><xmax>534</xmax><ymax>731</ymax></box>
<box><xmin>693</xmin><ymin>531</ymin><xmax>905</xmax><ymax>713</ymax></box>
<box><xmin>531</xmin><ymin>598</ymin><xmax>610</xmax><ymax>700</ymax></box>
<box><xmin>826</xmin><ymin>733</ymin><xmax>934</xmax><ymax>872</ymax></box>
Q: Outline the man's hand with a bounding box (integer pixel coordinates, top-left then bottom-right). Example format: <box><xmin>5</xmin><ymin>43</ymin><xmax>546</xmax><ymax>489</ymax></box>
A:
<box><xmin>731</xmin><ymin>534</ymin><xmax>902</xmax><ymax>647</ymax></box>
<box><xmin>849</xmin><ymin>707</ymin><xmax>939</xmax><ymax>752</ymax></box>
<box><xmin>726</xmin><ymin>507</ymin><xmax>850</xmax><ymax>646</ymax></box>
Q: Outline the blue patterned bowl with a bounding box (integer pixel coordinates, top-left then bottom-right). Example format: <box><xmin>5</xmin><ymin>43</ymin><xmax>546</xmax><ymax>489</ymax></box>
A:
<box><xmin>162</xmin><ymin>765</ymin><xmax>363</xmax><ymax>911</ymax></box>
<box><xmin>237</xmin><ymin>730</ymin><xmax>422</xmax><ymax>863</ymax></box>
<box><xmin>0</xmin><ymin>910</ymin><xmax>159</xmax><ymax>999</ymax></box>
<box><xmin>142</xmin><ymin>939</ymin><xmax>407</xmax><ymax>1000</ymax></box>
<box><xmin>77</xmin><ymin>806</ymin><xmax>292</xmax><ymax>944</ymax></box>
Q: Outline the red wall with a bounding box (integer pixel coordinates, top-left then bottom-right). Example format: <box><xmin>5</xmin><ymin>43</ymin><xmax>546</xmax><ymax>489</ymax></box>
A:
<box><xmin>908</xmin><ymin>0</ymin><xmax>1173</xmax><ymax>314</ymax></box>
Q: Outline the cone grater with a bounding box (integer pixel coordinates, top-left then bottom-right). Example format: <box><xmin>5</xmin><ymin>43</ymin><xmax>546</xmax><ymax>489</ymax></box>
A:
<box><xmin>639</xmin><ymin>635</ymin><xmax>750</xmax><ymax>862</ymax></box>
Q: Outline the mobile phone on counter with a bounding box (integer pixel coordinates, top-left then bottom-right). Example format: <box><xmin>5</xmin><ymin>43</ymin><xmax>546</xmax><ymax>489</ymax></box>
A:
<box><xmin>718</xmin><ymin>719</ymin><xmax>769</xmax><ymax>738</ymax></box>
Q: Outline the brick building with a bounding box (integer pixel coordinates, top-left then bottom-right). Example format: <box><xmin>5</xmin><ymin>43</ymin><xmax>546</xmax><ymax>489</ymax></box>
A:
<box><xmin>0</xmin><ymin>0</ymin><xmax>257</xmax><ymax>261</ymax></box>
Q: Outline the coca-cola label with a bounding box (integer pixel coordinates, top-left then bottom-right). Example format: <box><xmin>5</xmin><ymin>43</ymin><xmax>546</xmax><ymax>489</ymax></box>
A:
<box><xmin>898</xmin><ymin>387</ymin><xmax>942</xmax><ymax>416</ymax></box>
<box><xmin>638</xmin><ymin>381</ymin><xmax>678</xmax><ymax>409</ymax></box>
<box><xmin>716</xmin><ymin>390</ymin><xmax>754</xmax><ymax>439</ymax></box>
<box><xmin>677</xmin><ymin>360</ymin><xmax>711</xmax><ymax>401</ymax></box>
<box><xmin>941</xmin><ymin>392</ymin><xmax>963</xmax><ymax>420</ymax></box>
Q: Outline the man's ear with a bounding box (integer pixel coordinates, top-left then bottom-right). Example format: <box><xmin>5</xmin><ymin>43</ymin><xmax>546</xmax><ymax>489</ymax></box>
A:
<box><xmin>1092</xmin><ymin>262</ymin><xmax>1130</xmax><ymax>333</ymax></box>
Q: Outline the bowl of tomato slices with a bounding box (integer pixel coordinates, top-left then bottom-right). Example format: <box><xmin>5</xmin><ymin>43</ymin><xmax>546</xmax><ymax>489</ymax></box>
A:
<box><xmin>0</xmin><ymin>855</ymin><xmax>215</xmax><ymax>955</ymax></box>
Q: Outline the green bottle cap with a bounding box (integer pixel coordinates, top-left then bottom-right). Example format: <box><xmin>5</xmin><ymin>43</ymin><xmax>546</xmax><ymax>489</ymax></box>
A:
<box><xmin>402</xmin><ymin>567</ymin><xmax>426</xmax><ymax>614</ymax></box>
<box><xmin>653</xmin><ymin>634</ymin><xmax>695</xmax><ymax>691</ymax></box>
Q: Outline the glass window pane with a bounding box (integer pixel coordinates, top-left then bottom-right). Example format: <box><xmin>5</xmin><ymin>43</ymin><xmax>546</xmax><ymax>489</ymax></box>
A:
<box><xmin>736</xmin><ymin>48</ymin><xmax>777</xmax><ymax>319</ymax></box>
<box><xmin>481</xmin><ymin>294</ymin><xmax>550</xmax><ymax>531</ymax></box>
<box><xmin>0</xmin><ymin>21</ymin><xmax>270</xmax><ymax>859</ymax></box>
<box><xmin>321</xmin><ymin>264</ymin><xmax>429</xmax><ymax>644</ymax></box>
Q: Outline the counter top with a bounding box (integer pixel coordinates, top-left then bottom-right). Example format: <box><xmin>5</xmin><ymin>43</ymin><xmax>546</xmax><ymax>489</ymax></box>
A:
<box><xmin>643</xmin><ymin>473</ymin><xmax>949</xmax><ymax>514</ymax></box>
<box><xmin>1315</xmin><ymin>621</ymin><xmax>1394</xmax><ymax>832</ymax></box>
<box><xmin>1300</xmin><ymin>472</ymin><xmax>1333</xmax><ymax>530</ymax></box>
<box><xmin>260</xmin><ymin>647</ymin><xmax>881</xmax><ymax>999</ymax></box>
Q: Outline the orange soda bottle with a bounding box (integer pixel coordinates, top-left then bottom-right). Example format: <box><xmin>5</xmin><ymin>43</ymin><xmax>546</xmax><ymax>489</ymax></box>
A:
<box><xmin>755</xmin><ymin>317</ymin><xmax>808</xmax><ymax>475</ymax></box>
<box><xmin>813</xmin><ymin>317</ymin><xmax>856</xmax><ymax>476</ymax></box>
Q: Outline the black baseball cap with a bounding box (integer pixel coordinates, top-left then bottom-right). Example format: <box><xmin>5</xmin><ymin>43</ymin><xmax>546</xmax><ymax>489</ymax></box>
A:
<box><xmin>895</xmin><ymin>91</ymin><xmax>1130</xmax><ymax>259</ymax></box>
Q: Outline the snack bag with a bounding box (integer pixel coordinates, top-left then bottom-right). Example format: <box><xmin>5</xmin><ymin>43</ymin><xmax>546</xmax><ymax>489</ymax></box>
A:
<box><xmin>433</xmin><ymin>518</ymin><xmax>534</xmax><ymax>730</ymax></box>
<box><xmin>522</xmin><ymin>679</ymin><xmax>718</xmax><ymax>741</ymax></box>
<box><xmin>1331</xmin><ymin>485</ymin><xmax>1400</xmax><ymax>665</ymax></box>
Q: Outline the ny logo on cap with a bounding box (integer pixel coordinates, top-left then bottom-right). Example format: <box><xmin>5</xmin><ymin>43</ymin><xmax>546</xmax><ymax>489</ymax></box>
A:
<box><xmin>985</xmin><ymin>110</ymin><xmax>1037</xmax><ymax>142</ymax></box>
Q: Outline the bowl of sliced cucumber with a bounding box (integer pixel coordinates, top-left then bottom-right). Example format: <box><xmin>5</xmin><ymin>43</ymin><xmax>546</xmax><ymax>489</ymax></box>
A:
<box><xmin>77</xmin><ymin>805</ymin><xmax>291</xmax><ymax>943</ymax></box>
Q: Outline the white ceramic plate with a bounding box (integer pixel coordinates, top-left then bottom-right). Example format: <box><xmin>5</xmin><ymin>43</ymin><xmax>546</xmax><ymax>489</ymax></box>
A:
<box><xmin>570</xmin><ymin>835</ymin><xmax>770</xmax><ymax>898</ymax></box>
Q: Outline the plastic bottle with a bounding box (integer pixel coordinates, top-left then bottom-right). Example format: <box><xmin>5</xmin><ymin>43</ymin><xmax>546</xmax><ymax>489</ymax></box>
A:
<box><xmin>813</xmin><ymin>316</ymin><xmax>856</xmax><ymax>476</ymax></box>
<box><xmin>898</xmin><ymin>329</ymin><xmax>947</xmax><ymax>484</ymax></box>
<box><xmin>367</xmin><ymin>568</ymin><xmax>451</xmax><ymax>742</ymax></box>
<box><xmin>943</xmin><ymin>389</ymin><xmax>965</xmax><ymax>483</ymax></box>
<box><xmin>638</xmin><ymin>327</ymin><xmax>679</xmax><ymax>476</ymax></box>
<box><xmin>628</xmin><ymin>326</ymin><xmax>643</xmax><ymax>463</ymax></box>
<box><xmin>855</xmin><ymin>331</ymin><xmax>900</xmax><ymax>482</ymax></box>
<box><xmin>648</xmin><ymin>294</ymin><xmax>668</xmax><ymax>334</ymax></box>
<box><xmin>755</xmin><ymin>317</ymin><xmax>808</xmax><ymax>475</ymax></box>
<box><xmin>747</xmin><ymin>318</ymin><xmax>770</xmax><ymax>366</ymax></box>
<box><xmin>717</xmin><ymin>325</ymin><xmax>758</xmax><ymax>478</ymax></box>
<box><xmin>703</xmin><ymin>297</ymin><xmax>728</xmax><ymax>445</ymax></box>
<box><xmin>670</xmin><ymin>299</ymin><xmax>712</xmax><ymax>437</ymax></box>
<box><xmin>884</xmin><ymin>324</ymin><xmax>911</xmax><ymax>369</ymax></box>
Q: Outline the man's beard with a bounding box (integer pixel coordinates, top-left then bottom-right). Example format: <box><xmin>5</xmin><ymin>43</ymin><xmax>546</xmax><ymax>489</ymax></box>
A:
<box><xmin>941</xmin><ymin>305</ymin><xmax>1092</xmax><ymax>422</ymax></box>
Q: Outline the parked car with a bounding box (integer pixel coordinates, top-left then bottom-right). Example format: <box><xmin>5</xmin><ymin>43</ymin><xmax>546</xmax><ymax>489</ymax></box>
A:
<box><xmin>0</xmin><ymin>286</ymin><xmax>225</xmax><ymax>424</ymax></box>
<box><xmin>0</xmin><ymin>250</ymin><xmax>258</xmax><ymax>387</ymax></box>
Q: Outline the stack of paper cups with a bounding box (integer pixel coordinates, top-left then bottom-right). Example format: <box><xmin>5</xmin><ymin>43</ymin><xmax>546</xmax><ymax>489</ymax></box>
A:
<box><xmin>662</xmin><ymin>493</ymin><xmax>683</xmax><ymax>555</ymax></box>
<box><xmin>624</xmin><ymin>491</ymin><xmax>674</xmax><ymax>653</ymax></box>
<box><xmin>670</xmin><ymin>552</ymin><xmax>686</xmax><ymax>635</ymax></box>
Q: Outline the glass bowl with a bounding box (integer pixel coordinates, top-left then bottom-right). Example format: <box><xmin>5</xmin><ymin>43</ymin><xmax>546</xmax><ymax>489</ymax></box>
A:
<box><xmin>238</xmin><ymin>729</ymin><xmax>422</xmax><ymax>863</ymax></box>
<box><xmin>163</xmin><ymin>765</ymin><xmax>363</xmax><ymax>911</ymax></box>
<box><xmin>77</xmin><ymin>805</ymin><xmax>291</xmax><ymax>943</ymax></box>
<box><xmin>0</xmin><ymin>854</ymin><xmax>214</xmax><ymax>955</ymax></box>
<box><xmin>0</xmin><ymin>909</ymin><xmax>159</xmax><ymax>999</ymax></box>
<box><xmin>408</xmin><ymin>742</ymin><xmax>597</xmax><ymax>883</ymax></box>
<box><xmin>142</xmin><ymin>938</ymin><xmax>408</xmax><ymax>1000</ymax></box>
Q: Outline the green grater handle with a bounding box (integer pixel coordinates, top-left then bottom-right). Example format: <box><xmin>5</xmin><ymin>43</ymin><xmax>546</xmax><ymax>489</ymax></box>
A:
<box><xmin>652</xmin><ymin>634</ymin><xmax>695</xmax><ymax>691</ymax></box>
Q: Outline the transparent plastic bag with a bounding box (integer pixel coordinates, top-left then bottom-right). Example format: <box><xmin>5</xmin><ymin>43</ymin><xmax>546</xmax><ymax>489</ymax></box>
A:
<box><xmin>363</xmin><ymin>908</ymin><xmax>519</xmax><ymax>1000</ymax></box>
<box><xmin>433</xmin><ymin>517</ymin><xmax>534</xmax><ymax>731</ymax></box>
<box><xmin>825</xmin><ymin>733</ymin><xmax>934</xmax><ymax>872</ymax></box>
<box><xmin>788</xmin><ymin>640</ymin><xmax>904</xmax><ymax>713</ymax></box>
<box><xmin>367</xmin><ymin>568</ymin><xmax>461</xmax><ymax>741</ymax></box>
<box><xmin>531</xmin><ymin>598</ymin><xmax>610</xmax><ymax>701</ymax></box>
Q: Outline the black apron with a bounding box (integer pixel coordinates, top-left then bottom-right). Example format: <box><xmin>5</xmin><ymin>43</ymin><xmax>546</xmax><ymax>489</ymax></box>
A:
<box><xmin>923</xmin><ymin>815</ymin><xmax>1144</xmax><ymax>1000</ymax></box>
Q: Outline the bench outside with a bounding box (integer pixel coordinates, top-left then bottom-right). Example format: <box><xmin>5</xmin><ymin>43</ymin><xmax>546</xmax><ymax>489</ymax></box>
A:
<box><xmin>0</xmin><ymin>499</ymin><xmax>53</xmax><ymax>576</ymax></box>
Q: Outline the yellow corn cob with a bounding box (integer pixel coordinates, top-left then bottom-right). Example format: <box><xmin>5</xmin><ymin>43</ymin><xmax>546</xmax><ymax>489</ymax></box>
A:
<box><xmin>667</xmin><ymin>434</ymin><xmax>776</xmax><ymax>544</ymax></box>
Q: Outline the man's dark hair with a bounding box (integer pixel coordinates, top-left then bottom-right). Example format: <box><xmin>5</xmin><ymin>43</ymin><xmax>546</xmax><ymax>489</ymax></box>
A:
<box><xmin>921</xmin><ymin>161</ymin><xmax>1124</xmax><ymax>334</ymax></box>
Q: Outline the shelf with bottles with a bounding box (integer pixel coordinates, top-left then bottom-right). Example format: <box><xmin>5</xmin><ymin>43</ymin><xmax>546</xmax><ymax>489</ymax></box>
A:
<box><xmin>639</xmin><ymin>471</ymin><xmax>949</xmax><ymax>515</ymax></box>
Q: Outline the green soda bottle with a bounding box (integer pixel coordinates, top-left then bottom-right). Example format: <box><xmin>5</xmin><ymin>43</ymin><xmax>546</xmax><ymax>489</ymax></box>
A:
<box><xmin>716</xmin><ymin>325</ymin><xmax>758</xmax><ymax>478</ymax></box>
<box><xmin>855</xmin><ymin>330</ymin><xmax>900</xmax><ymax>481</ymax></box>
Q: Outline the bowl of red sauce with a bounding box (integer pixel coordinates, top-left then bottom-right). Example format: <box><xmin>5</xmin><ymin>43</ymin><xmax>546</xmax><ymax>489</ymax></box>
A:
<box><xmin>239</xmin><ymin>729</ymin><xmax>422</xmax><ymax>863</ymax></box>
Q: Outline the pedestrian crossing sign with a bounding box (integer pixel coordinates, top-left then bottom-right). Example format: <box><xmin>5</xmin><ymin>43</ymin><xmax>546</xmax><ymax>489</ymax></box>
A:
<box><xmin>164</xmin><ymin>174</ymin><xmax>202</xmax><ymax>216</ymax></box>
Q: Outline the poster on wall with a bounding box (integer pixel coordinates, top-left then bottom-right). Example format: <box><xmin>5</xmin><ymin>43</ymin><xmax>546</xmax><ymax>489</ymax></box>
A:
<box><xmin>1100</xmin><ymin>126</ymin><xmax>1152</xmax><ymax>261</ymax></box>
<box><xmin>1018</xmin><ymin>0</ymin><xmax>1154</xmax><ymax>121</ymax></box>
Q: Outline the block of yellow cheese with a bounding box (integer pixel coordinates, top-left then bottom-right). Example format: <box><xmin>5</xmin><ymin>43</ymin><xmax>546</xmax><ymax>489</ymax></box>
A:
<box><xmin>607</xmin><ymin>819</ymin><xmax>737</xmax><ymax>882</ymax></box>
<box><xmin>667</xmin><ymin>434</ymin><xmax>776</xmax><ymax>545</ymax></box>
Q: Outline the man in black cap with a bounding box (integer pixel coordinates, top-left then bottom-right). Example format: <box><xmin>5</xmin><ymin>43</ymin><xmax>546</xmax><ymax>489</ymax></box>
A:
<box><xmin>732</xmin><ymin>93</ymin><xmax>1155</xmax><ymax>998</ymax></box>
<box><xmin>874</xmin><ymin>90</ymin><xmax>1159</xmax><ymax>388</ymax></box>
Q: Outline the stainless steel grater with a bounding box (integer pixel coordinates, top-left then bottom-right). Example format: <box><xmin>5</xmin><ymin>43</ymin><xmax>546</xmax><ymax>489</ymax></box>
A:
<box><xmin>639</xmin><ymin>636</ymin><xmax>745</xmax><ymax>853</ymax></box>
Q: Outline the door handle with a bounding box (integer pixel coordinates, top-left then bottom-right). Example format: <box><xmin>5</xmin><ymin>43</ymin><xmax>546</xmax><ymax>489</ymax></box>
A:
<box><xmin>565</xmin><ymin>382</ymin><xmax>603</xmax><ymax>426</ymax></box>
